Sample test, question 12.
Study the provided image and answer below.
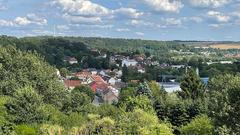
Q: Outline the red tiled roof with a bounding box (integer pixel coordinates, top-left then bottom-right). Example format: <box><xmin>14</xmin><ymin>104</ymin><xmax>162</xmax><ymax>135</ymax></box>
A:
<box><xmin>90</xmin><ymin>82</ymin><xmax>97</xmax><ymax>92</ymax></box>
<box><xmin>75</xmin><ymin>71</ymin><xmax>91</xmax><ymax>77</ymax></box>
<box><xmin>64</xmin><ymin>80</ymin><xmax>81</xmax><ymax>88</ymax></box>
<box><xmin>90</xmin><ymin>81</ymin><xmax>108</xmax><ymax>92</ymax></box>
<box><xmin>92</xmin><ymin>75</ymin><xmax>105</xmax><ymax>83</ymax></box>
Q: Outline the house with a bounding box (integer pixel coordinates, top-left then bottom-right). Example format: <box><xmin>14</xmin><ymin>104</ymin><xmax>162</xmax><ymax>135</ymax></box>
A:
<box><xmin>160</xmin><ymin>63</ymin><xmax>169</xmax><ymax>68</ymax></box>
<box><xmin>101</xmin><ymin>76</ymin><xmax>111</xmax><ymax>82</ymax></box>
<box><xmin>122</xmin><ymin>59</ymin><xmax>138</xmax><ymax>67</ymax></box>
<box><xmin>115</xmin><ymin>70</ymin><xmax>122</xmax><ymax>78</ymax></box>
<box><xmin>75</xmin><ymin>71</ymin><xmax>93</xmax><ymax>84</ymax></box>
<box><xmin>171</xmin><ymin>65</ymin><xmax>185</xmax><ymax>69</ymax></box>
<box><xmin>220</xmin><ymin>61</ymin><xmax>233</xmax><ymax>64</ymax></box>
<box><xmin>99</xmin><ymin>70</ymin><xmax>107</xmax><ymax>76</ymax></box>
<box><xmin>64</xmin><ymin>57</ymin><xmax>78</xmax><ymax>64</ymax></box>
<box><xmin>114</xmin><ymin>82</ymin><xmax>127</xmax><ymax>89</ymax></box>
<box><xmin>64</xmin><ymin>80</ymin><xmax>81</xmax><ymax>90</ymax></box>
<box><xmin>108</xmin><ymin>86</ymin><xmax>119</xmax><ymax>97</ymax></box>
<box><xmin>101</xmin><ymin>89</ymin><xmax>118</xmax><ymax>104</ymax></box>
<box><xmin>88</xmin><ymin>68</ymin><xmax>98</xmax><ymax>75</ymax></box>
<box><xmin>137</xmin><ymin>66</ymin><xmax>145</xmax><ymax>73</ymax></box>
<box><xmin>206</xmin><ymin>61</ymin><xmax>233</xmax><ymax>65</ymax></box>
<box><xmin>90</xmin><ymin>75</ymin><xmax>109</xmax><ymax>93</ymax></box>
<box><xmin>134</xmin><ymin>55</ymin><xmax>144</xmax><ymax>62</ymax></box>
<box><xmin>206</xmin><ymin>61</ymin><xmax>218</xmax><ymax>65</ymax></box>
<box><xmin>92</xmin><ymin>75</ymin><xmax>106</xmax><ymax>83</ymax></box>
<box><xmin>108</xmin><ymin>77</ymin><xmax>117</xmax><ymax>85</ymax></box>
<box><xmin>90</xmin><ymin>81</ymin><xmax>109</xmax><ymax>93</ymax></box>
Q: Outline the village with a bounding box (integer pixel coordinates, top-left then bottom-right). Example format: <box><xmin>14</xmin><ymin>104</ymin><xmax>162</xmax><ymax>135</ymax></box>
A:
<box><xmin>57</xmin><ymin>46</ymin><xmax>239</xmax><ymax>105</ymax></box>
<box><xmin>59</xmin><ymin>52</ymin><xmax>161</xmax><ymax>105</ymax></box>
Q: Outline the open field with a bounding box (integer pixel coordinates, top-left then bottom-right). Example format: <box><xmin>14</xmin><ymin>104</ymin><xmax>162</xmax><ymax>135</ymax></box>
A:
<box><xmin>210</xmin><ymin>44</ymin><xmax>240</xmax><ymax>50</ymax></box>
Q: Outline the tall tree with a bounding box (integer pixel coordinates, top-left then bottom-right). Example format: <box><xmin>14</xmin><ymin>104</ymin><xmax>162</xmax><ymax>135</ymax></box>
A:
<box><xmin>208</xmin><ymin>74</ymin><xmax>240</xmax><ymax>134</ymax></box>
<box><xmin>179</xmin><ymin>70</ymin><xmax>205</xmax><ymax>100</ymax></box>
<box><xmin>121</xmin><ymin>64</ymin><xmax>129</xmax><ymax>82</ymax></box>
<box><xmin>137</xmin><ymin>81</ymin><xmax>153</xmax><ymax>99</ymax></box>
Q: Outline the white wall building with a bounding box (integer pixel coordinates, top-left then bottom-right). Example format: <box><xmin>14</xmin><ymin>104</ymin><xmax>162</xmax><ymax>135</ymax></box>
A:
<box><xmin>122</xmin><ymin>59</ymin><xmax>138</xmax><ymax>67</ymax></box>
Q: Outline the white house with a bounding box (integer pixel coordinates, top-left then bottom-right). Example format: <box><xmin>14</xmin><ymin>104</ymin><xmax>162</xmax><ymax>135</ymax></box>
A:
<box><xmin>108</xmin><ymin>78</ymin><xmax>117</xmax><ymax>85</ymax></box>
<box><xmin>64</xmin><ymin>57</ymin><xmax>78</xmax><ymax>64</ymax></box>
<box><xmin>122</xmin><ymin>59</ymin><xmax>138</xmax><ymax>67</ymax></box>
<box><xmin>171</xmin><ymin>65</ymin><xmax>185</xmax><ymax>69</ymax></box>
<box><xmin>116</xmin><ymin>70</ymin><xmax>122</xmax><ymax>77</ymax></box>
<box><xmin>220</xmin><ymin>61</ymin><xmax>233</xmax><ymax>64</ymax></box>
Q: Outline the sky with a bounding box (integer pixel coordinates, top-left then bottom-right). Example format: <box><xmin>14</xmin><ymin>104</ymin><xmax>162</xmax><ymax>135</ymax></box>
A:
<box><xmin>0</xmin><ymin>0</ymin><xmax>240</xmax><ymax>41</ymax></box>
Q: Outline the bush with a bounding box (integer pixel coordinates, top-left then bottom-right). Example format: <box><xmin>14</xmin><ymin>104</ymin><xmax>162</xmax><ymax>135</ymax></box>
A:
<box><xmin>15</xmin><ymin>124</ymin><xmax>37</xmax><ymax>135</ymax></box>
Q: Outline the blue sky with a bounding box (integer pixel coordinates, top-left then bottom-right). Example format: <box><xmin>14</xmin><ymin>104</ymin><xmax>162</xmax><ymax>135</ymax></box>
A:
<box><xmin>0</xmin><ymin>0</ymin><xmax>240</xmax><ymax>41</ymax></box>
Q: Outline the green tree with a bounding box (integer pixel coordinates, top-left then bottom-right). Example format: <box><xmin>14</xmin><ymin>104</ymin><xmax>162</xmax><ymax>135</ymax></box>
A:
<box><xmin>179</xmin><ymin>70</ymin><xmax>205</xmax><ymax>100</ymax></box>
<box><xmin>73</xmin><ymin>85</ymin><xmax>95</xmax><ymax>101</ymax></box>
<box><xmin>59</xmin><ymin>68</ymin><xmax>70</xmax><ymax>77</ymax></box>
<box><xmin>180</xmin><ymin>115</ymin><xmax>213</xmax><ymax>135</ymax></box>
<box><xmin>72</xmin><ymin>114</ymin><xmax>117</xmax><ymax>135</ymax></box>
<box><xmin>121</xmin><ymin>64</ymin><xmax>129</xmax><ymax>82</ymax></box>
<box><xmin>208</xmin><ymin>74</ymin><xmax>240</xmax><ymax>134</ymax></box>
<box><xmin>5</xmin><ymin>86</ymin><xmax>44</xmax><ymax>124</ymax></box>
<box><xmin>137</xmin><ymin>81</ymin><xmax>153</xmax><ymax>99</ymax></box>
<box><xmin>15</xmin><ymin>124</ymin><xmax>37</xmax><ymax>135</ymax></box>
<box><xmin>0</xmin><ymin>46</ymin><xmax>67</xmax><ymax>108</ymax></box>
<box><xmin>148</xmin><ymin>81</ymin><xmax>166</xmax><ymax>100</ymax></box>
<box><xmin>0</xmin><ymin>96</ymin><xmax>14</xmax><ymax>134</ymax></box>
<box><xmin>118</xmin><ymin>87</ymin><xmax>137</xmax><ymax>103</ymax></box>
<box><xmin>123</xmin><ymin>95</ymin><xmax>154</xmax><ymax>113</ymax></box>
<box><xmin>39</xmin><ymin>124</ymin><xmax>64</xmax><ymax>135</ymax></box>
<box><xmin>63</xmin><ymin>92</ymin><xmax>91</xmax><ymax>113</ymax></box>
<box><xmin>119</xmin><ymin>109</ymin><xmax>173</xmax><ymax>135</ymax></box>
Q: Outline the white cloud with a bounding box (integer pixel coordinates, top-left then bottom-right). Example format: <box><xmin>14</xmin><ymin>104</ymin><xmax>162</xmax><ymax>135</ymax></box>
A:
<box><xmin>56</xmin><ymin>25</ymin><xmax>70</xmax><ymax>30</ymax></box>
<box><xmin>53</xmin><ymin>0</ymin><xmax>110</xmax><ymax>17</ymax></box>
<box><xmin>26</xmin><ymin>13</ymin><xmax>47</xmax><ymax>25</ymax></box>
<box><xmin>182</xmin><ymin>16</ymin><xmax>203</xmax><ymax>23</ymax></box>
<box><xmin>141</xmin><ymin>0</ymin><xmax>183</xmax><ymax>13</ymax></box>
<box><xmin>0</xmin><ymin>19</ymin><xmax>14</xmax><ymax>26</ymax></box>
<box><xmin>116</xmin><ymin>28</ymin><xmax>130</xmax><ymax>32</ymax></box>
<box><xmin>207</xmin><ymin>11</ymin><xmax>230</xmax><ymax>22</ymax></box>
<box><xmin>189</xmin><ymin>17</ymin><xmax>203</xmax><ymax>23</ymax></box>
<box><xmin>114</xmin><ymin>8</ymin><xmax>144</xmax><ymax>19</ymax></box>
<box><xmin>53</xmin><ymin>0</ymin><xmax>146</xmax><ymax>24</ymax></box>
<box><xmin>52</xmin><ymin>0</ymin><xmax>113</xmax><ymax>24</ymax></box>
<box><xmin>0</xmin><ymin>14</ymin><xmax>47</xmax><ymax>27</ymax></box>
<box><xmin>209</xmin><ymin>23</ymin><xmax>221</xmax><ymax>28</ymax></box>
<box><xmin>71</xmin><ymin>24</ymin><xmax>113</xmax><ymax>29</ymax></box>
<box><xmin>189</xmin><ymin>0</ymin><xmax>231</xmax><ymax>8</ymax></box>
<box><xmin>129</xmin><ymin>19</ymin><xmax>154</xmax><ymax>27</ymax></box>
<box><xmin>14</xmin><ymin>17</ymin><xmax>32</xmax><ymax>26</ymax></box>
<box><xmin>165</xmin><ymin>18</ymin><xmax>182</xmax><ymax>26</ymax></box>
<box><xmin>135</xmin><ymin>32</ymin><xmax>144</xmax><ymax>36</ymax></box>
<box><xmin>63</xmin><ymin>14</ymin><xmax>102</xmax><ymax>24</ymax></box>
<box><xmin>231</xmin><ymin>11</ymin><xmax>240</xmax><ymax>18</ymax></box>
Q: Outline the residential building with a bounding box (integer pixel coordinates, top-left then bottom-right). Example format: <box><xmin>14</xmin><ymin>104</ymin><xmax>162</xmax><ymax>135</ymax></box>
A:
<box><xmin>64</xmin><ymin>80</ymin><xmax>81</xmax><ymax>90</ymax></box>
<box><xmin>122</xmin><ymin>59</ymin><xmax>138</xmax><ymax>67</ymax></box>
